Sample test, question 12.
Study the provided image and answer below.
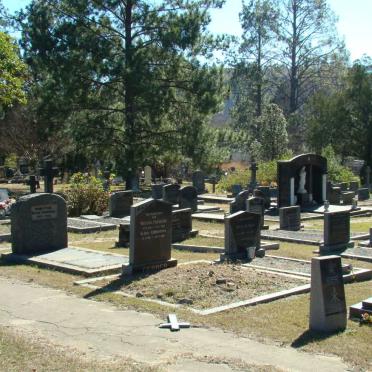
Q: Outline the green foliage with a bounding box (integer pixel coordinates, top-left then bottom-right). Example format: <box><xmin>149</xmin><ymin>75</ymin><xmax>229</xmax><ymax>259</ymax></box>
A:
<box><xmin>321</xmin><ymin>146</ymin><xmax>358</xmax><ymax>183</ymax></box>
<box><xmin>4</xmin><ymin>153</ymin><xmax>17</xmax><ymax>168</ymax></box>
<box><xmin>0</xmin><ymin>32</ymin><xmax>27</xmax><ymax>111</ymax></box>
<box><xmin>64</xmin><ymin>173</ymin><xmax>109</xmax><ymax>217</ymax></box>
<box><xmin>256</xmin><ymin>160</ymin><xmax>277</xmax><ymax>186</ymax></box>
<box><xmin>216</xmin><ymin>169</ymin><xmax>249</xmax><ymax>193</ymax></box>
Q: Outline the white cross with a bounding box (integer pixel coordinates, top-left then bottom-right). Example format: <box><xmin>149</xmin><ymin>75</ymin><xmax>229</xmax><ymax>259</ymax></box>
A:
<box><xmin>159</xmin><ymin>314</ymin><xmax>190</xmax><ymax>332</ymax></box>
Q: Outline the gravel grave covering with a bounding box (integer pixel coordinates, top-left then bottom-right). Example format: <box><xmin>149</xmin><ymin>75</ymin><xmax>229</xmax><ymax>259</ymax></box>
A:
<box><xmin>67</xmin><ymin>218</ymin><xmax>116</xmax><ymax>229</ymax></box>
<box><xmin>244</xmin><ymin>256</ymin><xmax>311</xmax><ymax>275</ymax></box>
<box><xmin>94</xmin><ymin>262</ymin><xmax>308</xmax><ymax>309</ymax></box>
<box><xmin>342</xmin><ymin>247</ymin><xmax>372</xmax><ymax>260</ymax></box>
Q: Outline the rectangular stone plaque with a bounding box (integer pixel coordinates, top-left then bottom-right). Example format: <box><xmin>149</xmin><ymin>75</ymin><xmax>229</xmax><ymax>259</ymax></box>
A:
<box><xmin>31</xmin><ymin>204</ymin><xmax>58</xmax><ymax>221</ymax></box>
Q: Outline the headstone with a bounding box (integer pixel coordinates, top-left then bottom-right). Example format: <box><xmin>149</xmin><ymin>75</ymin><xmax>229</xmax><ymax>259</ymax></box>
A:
<box><xmin>131</xmin><ymin>176</ymin><xmax>140</xmax><ymax>192</ymax></box>
<box><xmin>125</xmin><ymin>199</ymin><xmax>177</xmax><ymax>273</ymax></box>
<box><xmin>279</xmin><ymin>206</ymin><xmax>301</xmax><ymax>231</ymax></box>
<box><xmin>172</xmin><ymin>208</ymin><xmax>192</xmax><ymax>243</ymax></box>
<box><xmin>246</xmin><ymin>196</ymin><xmax>266</xmax><ymax>228</ymax></box>
<box><xmin>222</xmin><ymin>211</ymin><xmax>261</xmax><ymax>261</ymax></box>
<box><xmin>109</xmin><ymin>191</ymin><xmax>133</xmax><ymax>217</ymax></box>
<box><xmin>357</xmin><ymin>188</ymin><xmax>369</xmax><ymax>201</ymax></box>
<box><xmin>341</xmin><ymin>191</ymin><xmax>355</xmax><ymax>205</ymax></box>
<box><xmin>328</xmin><ymin>187</ymin><xmax>341</xmax><ymax>205</ymax></box>
<box><xmin>340</xmin><ymin>182</ymin><xmax>348</xmax><ymax>192</ymax></box>
<box><xmin>277</xmin><ymin>154</ymin><xmax>327</xmax><ymax>208</ymax></box>
<box><xmin>102</xmin><ymin>169</ymin><xmax>111</xmax><ymax>191</ymax></box>
<box><xmin>39</xmin><ymin>160</ymin><xmax>59</xmax><ymax>193</ymax></box>
<box><xmin>151</xmin><ymin>183</ymin><xmax>164</xmax><ymax>200</ymax></box>
<box><xmin>179</xmin><ymin>186</ymin><xmax>198</xmax><ymax>212</ymax></box>
<box><xmin>162</xmin><ymin>184</ymin><xmax>180</xmax><ymax>205</ymax></box>
<box><xmin>365</xmin><ymin>166</ymin><xmax>370</xmax><ymax>189</ymax></box>
<box><xmin>229</xmin><ymin>190</ymin><xmax>250</xmax><ymax>214</ymax></box>
<box><xmin>144</xmin><ymin>165</ymin><xmax>152</xmax><ymax>186</ymax></box>
<box><xmin>117</xmin><ymin>223</ymin><xmax>130</xmax><ymax>247</ymax></box>
<box><xmin>28</xmin><ymin>175</ymin><xmax>38</xmax><ymax>194</ymax></box>
<box><xmin>257</xmin><ymin>186</ymin><xmax>271</xmax><ymax>209</ymax></box>
<box><xmin>11</xmin><ymin>193</ymin><xmax>67</xmax><ymax>254</ymax></box>
<box><xmin>309</xmin><ymin>256</ymin><xmax>346</xmax><ymax>332</ymax></box>
<box><xmin>320</xmin><ymin>211</ymin><xmax>354</xmax><ymax>254</ymax></box>
<box><xmin>231</xmin><ymin>184</ymin><xmax>242</xmax><ymax>197</ymax></box>
<box><xmin>349</xmin><ymin>181</ymin><xmax>359</xmax><ymax>192</ymax></box>
<box><xmin>248</xmin><ymin>162</ymin><xmax>258</xmax><ymax>191</ymax></box>
<box><xmin>192</xmin><ymin>171</ymin><xmax>205</xmax><ymax>194</ymax></box>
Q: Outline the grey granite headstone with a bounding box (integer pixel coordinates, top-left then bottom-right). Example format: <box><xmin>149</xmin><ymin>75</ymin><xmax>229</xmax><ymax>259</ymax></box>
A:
<box><xmin>246</xmin><ymin>196</ymin><xmax>266</xmax><ymax>228</ymax></box>
<box><xmin>357</xmin><ymin>188</ymin><xmax>369</xmax><ymax>201</ymax></box>
<box><xmin>11</xmin><ymin>193</ymin><xmax>67</xmax><ymax>254</ymax></box>
<box><xmin>222</xmin><ymin>211</ymin><xmax>261</xmax><ymax>261</ymax></box>
<box><xmin>279</xmin><ymin>206</ymin><xmax>301</xmax><ymax>231</ymax></box>
<box><xmin>151</xmin><ymin>183</ymin><xmax>164</xmax><ymax>199</ymax></box>
<box><xmin>172</xmin><ymin>208</ymin><xmax>192</xmax><ymax>243</ymax></box>
<box><xmin>125</xmin><ymin>199</ymin><xmax>176</xmax><ymax>273</ymax></box>
<box><xmin>310</xmin><ymin>256</ymin><xmax>346</xmax><ymax>332</ymax></box>
<box><xmin>320</xmin><ymin>211</ymin><xmax>354</xmax><ymax>254</ymax></box>
<box><xmin>109</xmin><ymin>191</ymin><xmax>133</xmax><ymax>217</ymax></box>
<box><xmin>229</xmin><ymin>190</ymin><xmax>250</xmax><ymax>214</ymax></box>
<box><xmin>179</xmin><ymin>186</ymin><xmax>198</xmax><ymax>212</ymax></box>
<box><xmin>162</xmin><ymin>184</ymin><xmax>180</xmax><ymax>205</ymax></box>
<box><xmin>192</xmin><ymin>171</ymin><xmax>205</xmax><ymax>194</ymax></box>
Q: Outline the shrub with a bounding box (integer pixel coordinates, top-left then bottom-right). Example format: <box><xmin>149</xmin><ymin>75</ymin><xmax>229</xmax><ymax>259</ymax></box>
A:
<box><xmin>256</xmin><ymin>160</ymin><xmax>278</xmax><ymax>186</ymax></box>
<box><xmin>321</xmin><ymin>145</ymin><xmax>358</xmax><ymax>183</ymax></box>
<box><xmin>64</xmin><ymin>173</ymin><xmax>109</xmax><ymax>217</ymax></box>
<box><xmin>216</xmin><ymin>169</ymin><xmax>249</xmax><ymax>193</ymax></box>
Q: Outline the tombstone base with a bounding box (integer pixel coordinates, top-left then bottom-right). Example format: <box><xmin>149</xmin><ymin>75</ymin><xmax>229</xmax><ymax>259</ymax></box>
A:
<box><xmin>220</xmin><ymin>249</ymin><xmax>264</xmax><ymax>262</ymax></box>
<box><xmin>319</xmin><ymin>241</ymin><xmax>354</xmax><ymax>255</ymax></box>
<box><xmin>122</xmin><ymin>258</ymin><xmax>178</xmax><ymax>275</ymax></box>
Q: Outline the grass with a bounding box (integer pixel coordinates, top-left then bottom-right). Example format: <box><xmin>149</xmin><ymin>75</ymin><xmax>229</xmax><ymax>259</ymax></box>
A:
<box><xmin>305</xmin><ymin>218</ymin><xmax>371</xmax><ymax>233</ymax></box>
<box><xmin>0</xmin><ymin>327</ymin><xmax>158</xmax><ymax>372</ymax></box>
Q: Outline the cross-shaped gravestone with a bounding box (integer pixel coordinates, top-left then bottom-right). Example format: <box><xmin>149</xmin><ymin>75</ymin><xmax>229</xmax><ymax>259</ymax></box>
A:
<box><xmin>249</xmin><ymin>162</ymin><xmax>258</xmax><ymax>190</ymax></box>
<box><xmin>39</xmin><ymin>160</ymin><xmax>59</xmax><ymax>193</ymax></box>
<box><xmin>28</xmin><ymin>175</ymin><xmax>38</xmax><ymax>193</ymax></box>
<box><xmin>159</xmin><ymin>314</ymin><xmax>190</xmax><ymax>332</ymax></box>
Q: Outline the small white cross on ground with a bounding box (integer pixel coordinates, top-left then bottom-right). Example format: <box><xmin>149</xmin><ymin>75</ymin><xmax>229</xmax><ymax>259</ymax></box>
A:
<box><xmin>159</xmin><ymin>314</ymin><xmax>190</xmax><ymax>332</ymax></box>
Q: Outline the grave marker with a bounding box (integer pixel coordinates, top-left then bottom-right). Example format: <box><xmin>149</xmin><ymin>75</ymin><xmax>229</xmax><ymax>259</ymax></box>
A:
<box><xmin>320</xmin><ymin>211</ymin><xmax>354</xmax><ymax>254</ymax></box>
<box><xmin>144</xmin><ymin>165</ymin><xmax>152</xmax><ymax>186</ymax></box>
<box><xmin>11</xmin><ymin>193</ymin><xmax>67</xmax><ymax>254</ymax></box>
<box><xmin>151</xmin><ymin>183</ymin><xmax>164</xmax><ymax>200</ymax></box>
<box><xmin>246</xmin><ymin>196</ymin><xmax>266</xmax><ymax>229</ymax></box>
<box><xmin>109</xmin><ymin>191</ymin><xmax>133</xmax><ymax>217</ymax></box>
<box><xmin>229</xmin><ymin>190</ymin><xmax>250</xmax><ymax>214</ymax></box>
<box><xmin>162</xmin><ymin>184</ymin><xmax>180</xmax><ymax>205</ymax></box>
<box><xmin>279</xmin><ymin>206</ymin><xmax>301</xmax><ymax>231</ymax></box>
<box><xmin>192</xmin><ymin>171</ymin><xmax>205</xmax><ymax>194</ymax></box>
<box><xmin>357</xmin><ymin>188</ymin><xmax>369</xmax><ymax>201</ymax></box>
<box><xmin>39</xmin><ymin>160</ymin><xmax>59</xmax><ymax>193</ymax></box>
<box><xmin>179</xmin><ymin>186</ymin><xmax>198</xmax><ymax>212</ymax></box>
<box><xmin>310</xmin><ymin>256</ymin><xmax>346</xmax><ymax>332</ymax></box>
<box><xmin>172</xmin><ymin>208</ymin><xmax>193</xmax><ymax>243</ymax></box>
<box><xmin>222</xmin><ymin>211</ymin><xmax>261</xmax><ymax>261</ymax></box>
<box><xmin>124</xmin><ymin>199</ymin><xmax>177</xmax><ymax>274</ymax></box>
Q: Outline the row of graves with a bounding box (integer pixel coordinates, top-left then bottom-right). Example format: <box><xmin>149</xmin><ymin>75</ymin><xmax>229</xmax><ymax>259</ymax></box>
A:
<box><xmin>0</xmin><ymin>153</ymin><xmax>371</xmax><ymax>332</ymax></box>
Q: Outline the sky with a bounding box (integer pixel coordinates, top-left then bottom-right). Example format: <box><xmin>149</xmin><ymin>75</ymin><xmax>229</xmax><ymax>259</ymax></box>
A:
<box><xmin>3</xmin><ymin>0</ymin><xmax>372</xmax><ymax>62</ymax></box>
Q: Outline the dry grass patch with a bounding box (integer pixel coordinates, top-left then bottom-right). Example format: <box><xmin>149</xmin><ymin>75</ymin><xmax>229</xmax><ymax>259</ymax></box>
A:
<box><xmin>94</xmin><ymin>262</ymin><xmax>307</xmax><ymax>310</ymax></box>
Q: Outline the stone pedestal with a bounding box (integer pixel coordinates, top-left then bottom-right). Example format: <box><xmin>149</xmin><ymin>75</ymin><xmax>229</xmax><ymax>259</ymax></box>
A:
<box><xmin>310</xmin><ymin>256</ymin><xmax>347</xmax><ymax>332</ymax></box>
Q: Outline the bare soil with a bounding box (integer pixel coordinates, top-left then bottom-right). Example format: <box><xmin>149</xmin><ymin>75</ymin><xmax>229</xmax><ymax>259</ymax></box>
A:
<box><xmin>95</xmin><ymin>262</ymin><xmax>307</xmax><ymax>309</ymax></box>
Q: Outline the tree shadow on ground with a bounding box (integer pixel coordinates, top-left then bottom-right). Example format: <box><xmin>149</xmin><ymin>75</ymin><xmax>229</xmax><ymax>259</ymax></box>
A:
<box><xmin>83</xmin><ymin>270</ymin><xmax>155</xmax><ymax>299</ymax></box>
<box><xmin>291</xmin><ymin>328</ymin><xmax>345</xmax><ymax>348</ymax></box>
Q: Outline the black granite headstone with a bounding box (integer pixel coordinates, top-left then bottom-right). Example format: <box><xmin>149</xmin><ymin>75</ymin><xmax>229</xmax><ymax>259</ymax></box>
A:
<box><xmin>192</xmin><ymin>171</ymin><xmax>205</xmax><ymax>194</ymax></box>
<box><xmin>151</xmin><ymin>183</ymin><xmax>164</xmax><ymax>199</ymax></box>
<box><xmin>229</xmin><ymin>190</ymin><xmax>250</xmax><ymax>214</ymax></box>
<box><xmin>179</xmin><ymin>186</ymin><xmax>198</xmax><ymax>212</ymax></box>
<box><xmin>172</xmin><ymin>208</ymin><xmax>192</xmax><ymax>243</ymax></box>
<box><xmin>357</xmin><ymin>188</ymin><xmax>369</xmax><ymax>201</ymax></box>
<box><xmin>279</xmin><ymin>206</ymin><xmax>301</xmax><ymax>231</ymax></box>
<box><xmin>162</xmin><ymin>184</ymin><xmax>180</xmax><ymax>205</ymax></box>
<box><xmin>109</xmin><ymin>191</ymin><xmax>133</xmax><ymax>217</ymax></box>
<box><xmin>246</xmin><ymin>196</ymin><xmax>266</xmax><ymax>228</ymax></box>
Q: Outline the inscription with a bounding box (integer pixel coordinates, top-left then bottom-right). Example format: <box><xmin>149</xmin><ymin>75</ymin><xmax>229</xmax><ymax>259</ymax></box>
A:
<box><xmin>31</xmin><ymin>204</ymin><xmax>58</xmax><ymax>221</ymax></box>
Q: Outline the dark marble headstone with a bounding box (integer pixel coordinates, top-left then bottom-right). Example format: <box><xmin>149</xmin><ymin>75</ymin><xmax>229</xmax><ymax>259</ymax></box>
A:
<box><xmin>349</xmin><ymin>181</ymin><xmax>359</xmax><ymax>192</ymax></box>
<box><xmin>151</xmin><ymin>183</ymin><xmax>164</xmax><ymax>199</ymax></box>
<box><xmin>328</xmin><ymin>187</ymin><xmax>341</xmax><ymax>205</ymax></box>
<box><xmin>229</xmin><ymin>190</ymin><xmax>250</xmax><ymax>214</ymax></box>
<box><xmin>246</xmin><ymin>196</ymin><xmax>266</xmax><ymax>228</ymax></box>
<box><xmin>162</xmin><ymin>184</ymin><xmax>180</xmax><ymax>205</ymax></box>
<box><xmin>222</xmin><ymin>211</ymin><xmax>261</xmax><ymax>260</ymax></box>
<box><xmin>179</xmin><ymin>186</ymin><xmax>198</xmax><ymax>212</ymax></box>
<box><xmin>320</xmin><ymin>211</ymin><xmax>353</xmax><ymax>254</ymax></box>
<box><xmin>172</xmin><ymin>208</ymin><xmax>192</xmax><ymax>243</ymax></box>
<box><xmin>192</xmin><ymin>171</ymin><xmax>205</xmax><ymax>194</ymax></box>
<box><xmin>11</xmin><ymin>193</ymin><xmax>67</xmax><ymax>254</ymax></box>
<box><xmin>310</xmin><ymin>256</ymin><xmax>346</xmax><ymax>332</ymax></box>
<box><xmin>109</xmin><ymin>191</ymin><xmax>133</xmax><ymax>217</ymax></box>
<box><xmin>256</xmin><ymin>186</ymin><xmax>271</xmax><ymax>209</ymax></box>
<box><xmin>357</xmin><ymin>188</ymin><xmax>369</xmax><ymax>201</ymax></box>
<box><xmin>231</xmin><ymin>184</ymin><xmax>243</xmax><ymax>197</ymax></box>
<box><xmin>279</xmin><ymin>206</ymin><xmax>301</xmax><ymax>231</ymax></box>
<box><xmin>341</xmin><ymin>191</ymin><xmax>355</xmax><ymax>205</ymax></box>
<box><xmin>125</xmin><ymin>199</ymin><xmax>176</xmax><ymax>273</ymax></box>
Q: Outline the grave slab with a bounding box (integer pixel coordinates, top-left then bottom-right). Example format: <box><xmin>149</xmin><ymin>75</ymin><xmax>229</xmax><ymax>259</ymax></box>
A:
<box><xmin>197</xmin><ymin>195</ymin><xmax>234</xmax><ymax>204</ymax></box>
<box><xmin>2</xmin><ymin>247</ymin><xmax>128</xmax><ymax>276</ymax></box>
<box><xmin>341</xmin><ymin>247</ymin><xmax>372</xmax><ymax>263</ymax></box>
<box><xmin>67</xmin><ymin>218</ymin><xmax>117</xmax><ymax>233</ymax></box>
<box><xmin>191</xmin><ymin>213</ymin><xmax>225</xmax><ymax>223</ymax></box>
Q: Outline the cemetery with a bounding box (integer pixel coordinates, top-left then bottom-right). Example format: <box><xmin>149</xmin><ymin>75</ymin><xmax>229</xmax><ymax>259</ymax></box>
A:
<box><xmin>0</xmin><ymin>0</ymin><xmax>371</xmax><ymax>370</ymax></box>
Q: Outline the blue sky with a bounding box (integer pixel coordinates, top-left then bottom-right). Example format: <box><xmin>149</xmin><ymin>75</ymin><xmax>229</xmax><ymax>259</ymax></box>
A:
<box><xmin>3</xmin><ymin>0</ymin><xmax>372</xmax><ymax>61</ymax></box>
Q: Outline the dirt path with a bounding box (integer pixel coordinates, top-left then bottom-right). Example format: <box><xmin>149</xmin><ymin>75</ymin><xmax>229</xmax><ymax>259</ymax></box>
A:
<box><xmin>0</xmin><ymin>277</ymin><xmax>348</xmax><ymax>371</ymax></box>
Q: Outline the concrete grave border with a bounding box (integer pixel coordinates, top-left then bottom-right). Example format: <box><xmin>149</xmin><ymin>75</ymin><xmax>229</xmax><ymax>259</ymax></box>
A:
<box><xmin>67</xmin><ymin>218</ymin><xmax>117</xmax><ymax>233</ymax></box>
